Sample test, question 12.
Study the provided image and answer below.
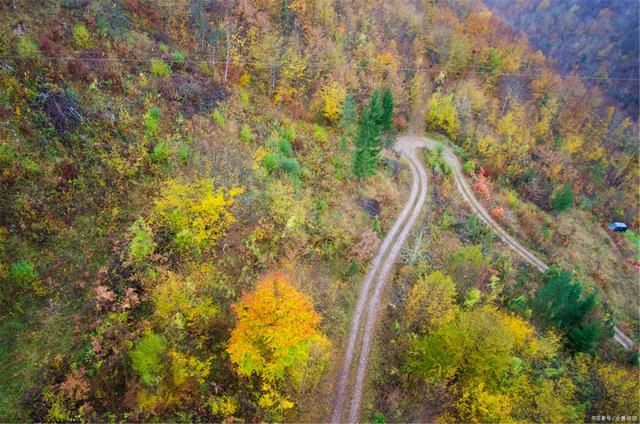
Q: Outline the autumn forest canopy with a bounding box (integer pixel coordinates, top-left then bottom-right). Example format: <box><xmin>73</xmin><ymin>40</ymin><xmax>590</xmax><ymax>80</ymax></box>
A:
<box><xmin>0</xmin><ymin>0</ymin><xmax>638</xmax><ymax>422</ymax></box>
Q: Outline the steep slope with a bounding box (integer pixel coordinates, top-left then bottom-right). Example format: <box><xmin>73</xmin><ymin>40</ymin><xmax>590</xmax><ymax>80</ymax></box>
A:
<box><xmin>484</xmin><ymin>0</ymin><xmax>640</xmax><ymax>115</ymax></box>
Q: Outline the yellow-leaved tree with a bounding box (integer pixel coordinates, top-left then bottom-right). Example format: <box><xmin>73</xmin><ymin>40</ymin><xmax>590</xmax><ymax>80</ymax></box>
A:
<box><xmin>426</xmin><ymin>92</ymin><xmax>459</xmax><ymax>139</ymax></box>
<box><xmin>150</xmin><ymin>179</ymin><xmax>243</xmax><ymax>254</ymax></box>
<box><xmin>320</xmin><ymin>81</ymin><xmax>347</xmax><ymax>125</ymax></box>
<box><xmin>227</xmin><ymin>273</ymin><xmax>330</xmax><ymax>418</ymax></box>
<box><xmin>406</xmin><ymin>305</ymin><xmax>580</xmax><ymax>423</ymax></box>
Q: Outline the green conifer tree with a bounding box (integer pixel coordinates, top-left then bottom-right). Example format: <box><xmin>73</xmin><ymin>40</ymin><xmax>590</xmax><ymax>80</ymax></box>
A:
<box><xmin>381</xmin><ymin>88</ymin><xmax>394</xmax><ymax>131</ymax></box>
<box><xmin>339</xmin><ymin>93</ymin><xmax>358</xmax><ymax>134</ymax></box>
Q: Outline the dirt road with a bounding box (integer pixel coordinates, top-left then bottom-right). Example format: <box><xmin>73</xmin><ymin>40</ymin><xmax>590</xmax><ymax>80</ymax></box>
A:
<box><xmin>330</xmin><ymin>137</ymin><xmax>428</xmax><ymax>423</ymax></box>
<box><xmin>330</xmin><ymin>135</ymin><xmax>636</xmax><ymax>423</ymax></box>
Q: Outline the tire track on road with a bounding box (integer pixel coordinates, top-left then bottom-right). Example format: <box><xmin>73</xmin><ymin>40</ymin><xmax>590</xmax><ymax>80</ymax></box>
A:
<box><xmin>346</xmin><ymin>143</ymin><xmax>428</xmax><ymax>423</ymax></box>
<box><xmin>330</xmin><ymin>154</ymin><xmax>424</xmax><ymax>423</ymax></box>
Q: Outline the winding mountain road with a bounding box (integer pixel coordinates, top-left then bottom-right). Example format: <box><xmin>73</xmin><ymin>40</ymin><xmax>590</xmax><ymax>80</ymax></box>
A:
<box><xmin>330</xmin><ymin>135</ymin><xmax>636</xmax><ymax>423</ymax></box>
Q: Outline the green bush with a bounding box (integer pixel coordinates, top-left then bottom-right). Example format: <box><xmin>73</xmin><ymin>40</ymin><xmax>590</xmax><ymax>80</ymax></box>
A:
<box><xmin>150</xmin><ymin>58</ymin><xmax>171</xmax><ymax>78</ymax></box>
<box><xmin>462</xmin><ymin>160</ymin><xmax>475</xmax><ymax>175</ymax></box>
<box><xmin>550</xmin><ymin>183</ymin><xmax>574</xmax><ymax>212</ymax></box>
<box><xmin>128</xmin><ymin>219</ymin><xmax>156</xmax><ymax>264</ymax></box>
<box><xmin>240</xmin><ymin>90</ymin><xmax>250</xmax><ymax>107</ymax></box>
<box><xmin>277</xmin><ymin>139</ymin><xmax>293</xmax><ymax>157</ymax></box>
<box><xmin>151</xmin><ymin>141</ymin><xmax>172</xmax><ymax>163</ymax></box>
<box><xmin>144</xmin><ymin>107</ymin><xmax>161</xmax><ymax>136</ymax></box>
<box><xmin>130</xmin><ymin>332</ymin><xmax>167</xmax><ymax>386</ymax></box>
<box><xmin>312</xmin><ymin>124</ymin><xmax>328</xmax><ymax>143</ymax></box>
<box><xmin>425</xmin><ymin>149</ymin><xmax>451</xmax><ymax>176</ymax></box>
<box><xmin>72</xmin><ymin>23</ymin><xmax>92</xmax><ymax>48</ymax></box>
<box><xmin>263</xmin><ymin>152</ymin><xmax>278</xmax><ymax>173</ymax></box>
<box><xmin>178</xmin><ymin>143</ymin><xmax>191</xmax><ymax>164</ymax></box>
<box><xmin>171</xmin><ymin>50</ymin><xmax>186</xmax><ymax>63</ymax></box>
<box><xmin>240</xmin><ymin>124</ymin><xmax>253</xmax><ymax>143</ymax></box>
<box><xmin>281</xmin><ymin>124</ymin><xmax>296</xmax><ymax>142</ymax></box>
<box><xmin>212</xmin><ymin>109</ymin><xmax>225</xmax><ymax>128</ymax></box>
<box><xmin>9</xmin><ymin>259</ymin><xmax>38</xmax><ymax>288</ymax></box>
<box><xmin>279</xmin><ymin>157</ymin><xmax>301</xmax><ymax>177</ymax></box>
<box><xmin>16</xmin><ymin>36</ymin><xmax>40</xmax><ymax>58</ymax></box>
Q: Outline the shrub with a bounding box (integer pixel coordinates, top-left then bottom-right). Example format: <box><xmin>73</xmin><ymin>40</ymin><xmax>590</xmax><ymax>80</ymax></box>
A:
<box><xmin>320</xmin><ymin>81</ymin><xmax>347</xmax><ymax>124</ymax></box>
<box><xmin>9</xmin><ymin>259</ymin><xmax>38</xmax><ymax>288</ymax></box>
<box><xmin>425</xmin><ymin>149</ymin><xmax>451</xmax><ymax>176</ymax></box>
<box><xmin>72</xmin><ymin>23</ymin><xmax>92</xmax><ymax>48</ymax></box>
<box><xmin>550</xmin><ymin>183</ymin><xmax>574</xmax><ymax>212</ymax></box>
<box><xmin>130</xmin><ymin>332</ymin><xmax>167</xmax><ymax>386</ymax></box>
<box><xmin>150</xmin><ymin>179</ymin><xmax>243</xmax><ymax>254</ymax></box>
<box><xmin>262</xmin><ymin>152</ymin><xmax>278</xmax><ymax>173</ymax></box>
<box><xmin>8</xmin><ymin>259</ymin><xmax>45</xmax><ymax>296</ymax></box>
<box><xmin>144</xmin><ymin>107</ymin><xmax>160</xmax><ymax>136</ymax></box>
<box><xmin>128</xmin><ymin>218</ymin><xmax>156</xmax><ymax>264</ymax></box>
<box><xmin>279</xmin><ymin>157</ymin><xmax>301</xmax><ymax>177</ymax></box>
<box><xmin>150</xmin><ymin>58</ymin><xmax>171</xmax><ymax>78</ymax></box>
<box><xmin>426</xmin><ymin>92</ymin><xmax>459</xmax><ymax>139</ymax></box>
<box><xmin>212</xmin><ymin>109</ymin><xmax>225</xmax><ymax>128</ymax></box>
<box><xmin>16</xmin><ymin>36</ymin><xmax>40</xmax><ymax>58</ymax></box>
<box><xmin>177</xmin><ymin>143</ymin><xmax>190</xmax><ymax>164</ymax></box>
<box><xmin>240</xmin><ymin>90</ymin><xmax>250</xmax><ymax>107</ymax></box>
<box><xmin>490</xmin><ymin>206</ymin><xmax>505</xmax><ymax>222</ymax></box>
<box><xmin>240</xmin><ymin>124</ymin><xmax>253</xmax><ymax>143</ymax></box>
<box><xmin>277</xmin><ymin>139</ymin><xmax>293</xmax><ymax>157</ymax></box>
<box><xmin>171</xmin><ymin>50</ymin><xmax>186</xmax><ymax>63</ymax></box>
<box><xmin>151</xmin><ymin>141</ymin><xmax>172</xmax><ymax>163</ymax></box>
<box><xmin>312</xmin><ymin>124</ymin><xmax>328</xmax><ymax>143</ymax></box>
<box><xmin>463</xmin><ymin>160</ymin><xmax>475</xmax><ymax>175</ymax></box>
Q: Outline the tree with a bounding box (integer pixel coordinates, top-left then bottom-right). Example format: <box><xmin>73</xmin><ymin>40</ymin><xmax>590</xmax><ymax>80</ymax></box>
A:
<box><xmin>380</xmin><ymin>87</ymin><xmax>394</xmax><ymax>131</ymax></box>
<box><xmin>339</xmin><ymin>93</ymin><xmax>358</xmax><ymax>134</ymax></box>
<box><xmin>150</xmin><ymin>179</ymin><xmax>243</xmax><ymax>254</ymax></box>
<box><xmin>532</xmin><ymin>268</ymin><xmax>602</xmax><ymax>352</ymax></box>
<box><xmin>405</xmin><ymin>306</ymin><xmax>579</xmax><ymax>423</ymax></box>
<box><xmin>404</xmin><ymin>271</ymin><xmax>457</xmax><ymax>333</ymax></box>
<box><xmin>227</xmin><ymin>273</ymin><xmax>330</xmax><ymax>416</ymax></box>
<box><xmin>426</xmin><ymin>92</ymin><xmax>459</xmax><ymax>139</ymax></box>
<box><xmin>446</xmin><ymin>245</ymin><xmax>485</xmax><ymax>293</ymax></box>
<box><xmin>352</xmin><ymin>90</ymin><xmax>384</xmax><ymax>179</ymax></box>
<box><xmin>320</xmin><ymin>81</ymin><xmax>347</xmax><ymax>125</ymax></box>
<box><xmin>550</xmin><ymin>183</ymin><xmax>574</xmax><ymax>212</ymax></box>
<box><xmin>130</xmin><ymin>332</ymin><xmax>168</xmax><ymax>386</ymax></box>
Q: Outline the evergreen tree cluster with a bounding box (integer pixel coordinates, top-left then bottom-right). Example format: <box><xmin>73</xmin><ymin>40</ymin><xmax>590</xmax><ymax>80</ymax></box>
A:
<box><xmin>352</xmin><ymin>88</ymin><xmax>394</xmax><ymax>179</ymax></box>
<box><xmin>532</xmin><ymin>268</ymin><xmax>603</xmax><ymax>353</ymax></box>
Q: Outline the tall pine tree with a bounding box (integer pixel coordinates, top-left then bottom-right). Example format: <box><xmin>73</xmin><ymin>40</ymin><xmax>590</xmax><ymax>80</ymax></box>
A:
<box><xmin>339</xmin><ymin>93</ymin><xmax>358</xmax><ymax>134</ymax></box>
<box><xmin>353</xmin><ymin>90</ymin><xmax>384</xmax><ymax>179</ymax></box>
<box><xmin>381</xmin><ymin>87</ymin><xmax>394</xmax><ymax>131</ymax></box>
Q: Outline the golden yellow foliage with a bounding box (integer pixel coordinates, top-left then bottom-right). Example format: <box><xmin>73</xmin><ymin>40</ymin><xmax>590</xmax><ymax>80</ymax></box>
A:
<box><xmin>404</xmin><ymin>271</ymin><xmax>458</xmax><ymax>333</ymax></box>
<box><xmin>564</xmin><ymin>133</ymin><xmax>584</xmax><ymax>154</ymax></box>
<box><xmin>227</xmin><ymin>273</ymin><xmax>330</xmax><ymax>416</ymax></box>
<box><xmin>320</xmin><ymin>81</ymin><xmax>347</xmax><ymax>124</ymax></box>
<box><xmin>150</xmin><ymin>179</ymin><xmax>243</xmax><ymax>253</ymax></box>
<box><xmin>152</xmin><ymin>265</ymin><xmax>220</xmax><ymax>336</ymax></box>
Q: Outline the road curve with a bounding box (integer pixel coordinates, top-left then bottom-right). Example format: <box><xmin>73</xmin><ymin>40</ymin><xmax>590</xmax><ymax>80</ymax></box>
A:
<box><xmin>330</xmin><ymin>135</ymin><xmax>636</xmax><ymax>423</ymax></box>
<box><xmin>411</xmin><ymin>135</ymin><xmax>635</xmax><ymax>352</ymax></box>
<box><xmin>330</xmin><ymin>139</ymin><xmax>428</xmax><ymax>423</ymax></box>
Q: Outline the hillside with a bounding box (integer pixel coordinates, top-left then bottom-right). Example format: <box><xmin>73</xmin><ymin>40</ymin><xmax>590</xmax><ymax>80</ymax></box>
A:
<box><xmin>0</xmin><ymin>0</ymin><xmax>638</xmax><ymax>422</ymax></box>
<box><xmin>484</xmin><ymin>0</ymin><xmax>640</xmax><ymax>116</ymax></box>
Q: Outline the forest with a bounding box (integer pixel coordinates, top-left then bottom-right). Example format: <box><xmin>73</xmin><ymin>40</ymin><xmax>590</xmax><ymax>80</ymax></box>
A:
<box><xmin>0</xmin><ymin>0</ymin><xmax>638</xmax><ymax>422</ymax></box>
<box><xmin>484</xmin><ymin>0</ymin><xmax>640</xmax><ymax>116</ymax></box>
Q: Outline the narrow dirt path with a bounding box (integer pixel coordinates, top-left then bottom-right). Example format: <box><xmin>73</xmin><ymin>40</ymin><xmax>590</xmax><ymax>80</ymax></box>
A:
<box><xmin>330</xmin><ymin>139</ymin><xmax>428</xmax><ymax>423</ymax></box>
<box><xmin>330</xmin><ymin>135</ymin><xmax>636</xmax><ymax>423</ymax></box>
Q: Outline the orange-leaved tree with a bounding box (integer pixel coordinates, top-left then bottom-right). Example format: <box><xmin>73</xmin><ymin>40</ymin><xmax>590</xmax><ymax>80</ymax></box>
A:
<box><xmin>227</xmin><ymin>273</ymin><xmax>330</xmax><ymax>417</ymax></box>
